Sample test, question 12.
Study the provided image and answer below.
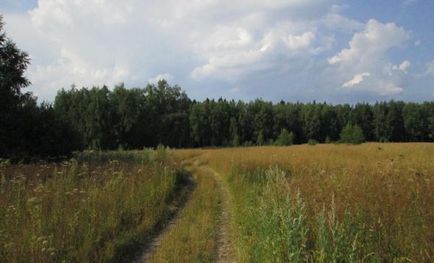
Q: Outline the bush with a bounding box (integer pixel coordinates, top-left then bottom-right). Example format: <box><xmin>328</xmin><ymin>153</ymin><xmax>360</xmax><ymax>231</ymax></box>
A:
<box><xmin>256</xmin><ymin>131</ymin><xmax>265</xmax><ymax>146</ymax></box>
<box><xmin>275</xmin><ymin>129</ymin><xmax>294</xmax><ymax>146</ymax></box>
<box><xmin>340</xmin><ymin>124</ymin><xmax>365</xmax><ymax>144</ymax></box>
<box><xmin>308</xmin><ymin>139</ymin><xmax>318</xmax><ymax>145</ymax></box>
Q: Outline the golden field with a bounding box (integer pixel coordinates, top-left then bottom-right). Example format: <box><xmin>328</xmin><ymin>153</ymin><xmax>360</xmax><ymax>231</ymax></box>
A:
<box><xmin>176</xmin><ymin>143</ymin><xmax>434</xmax><ymax>262</ymax></box>
<box><xmin>1</xmin><ymin>144</ymin><xmax>433</xmax><ymax>262</ymax></box>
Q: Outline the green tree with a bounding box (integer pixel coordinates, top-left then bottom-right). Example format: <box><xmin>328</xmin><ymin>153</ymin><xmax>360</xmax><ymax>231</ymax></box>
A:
<box><xmin>0</xmin><ymin>16</ymin><xmax>31</xmax><ymax>157</ymax></box>
<box><xmin>340</xmin><ymin>124</ymin><xmax>365</xmax><ymax>144</ymax></box>
<box><xmin>373</xmin><ymin>102</ymin><xmax>392</xmax><ymax>142</ymax></box>
<box><xmin>275</xmin><ymin>129</ymin><xmax>294</xmax><ymax>146</ymax></box>
<box><xmin>352</xmin><ymin>103</ymin><xmax>374</xmax><ymax>141</ymax></box>
<box><xmin>402</xmin><ymin>103</ymin><xmax>429</xmax><ymax>142</ymax></box>
<box><xmin>229</xmin><ymin>117</ymin><xmax>240</xmax><ymax>146</ymax></box>
<box><xmin>257</xmin><ymin>130</ymin><xmax>265</xmax><ymax>146</ymax></box>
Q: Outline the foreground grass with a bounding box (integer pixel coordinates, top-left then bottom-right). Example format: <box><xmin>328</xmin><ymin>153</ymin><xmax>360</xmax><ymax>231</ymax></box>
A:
<box><xmin>0</xmin><ymin>149</ymin><xmax>186</xmax><ymax>263</ymax></box>
<box><xmin>180</xmin><ymin>143</ymin><xmax>434</xmax><ymax>262</ymax></box>
<box><xmin>148</xmin><ymin>162</ymin><xmax>221</xmax><ymax>262</ymax></box>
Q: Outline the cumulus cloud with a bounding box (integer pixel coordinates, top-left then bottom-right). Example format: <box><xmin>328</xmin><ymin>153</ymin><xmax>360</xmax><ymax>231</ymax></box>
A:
<box><xmin>342</xmin><ymin>72</ymin><xmax>370</xmax><ymax>88</ymax></box>
<box><xmin>191</xmin><ymin>25</ymin><xmax>320</xmax><ymax>80</ymax></box>
<box><xmin>2</xmin><ymin>0</ymin><xmax>423</xmax><ymax>102</ymax></box>
<box><xmin>5</xmin><ymin>0</ymin><xmax>342</xmax><ymax>100</ymax></box>
<box><xmin>328</xmin><ymin>19</ymin><xmax>409</xmax><ymax>66</ymax></box>
<box><xmin>328</xmin><ymin>19</ymin><xmax>409</xmax><ymax>96</ymax></box>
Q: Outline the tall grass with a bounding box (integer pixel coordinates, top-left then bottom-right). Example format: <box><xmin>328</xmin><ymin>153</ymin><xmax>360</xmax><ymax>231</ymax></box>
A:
<box><xmin>185</xmin><ymin>143</ymin><xmax>434</xmax><ymax>262</ymax></box>
<box><xmin>0</xmin><ymin>149</ymin><xmax>186</xmax><ymax>262</ymax></box>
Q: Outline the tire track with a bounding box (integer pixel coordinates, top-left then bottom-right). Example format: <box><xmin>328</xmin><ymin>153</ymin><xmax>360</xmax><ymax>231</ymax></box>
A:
<box><xmin>198</xmin><ymin>165</ymin><xmax>235</xmax><ymax>263</ymax></box>
<box><xmin>132</xmin><ymin>176</ymin><xmax>195</xmax><ymax>263</ymax></box>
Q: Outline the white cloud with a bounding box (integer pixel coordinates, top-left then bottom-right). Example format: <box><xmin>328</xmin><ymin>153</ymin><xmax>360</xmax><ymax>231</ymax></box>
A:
<box><xmin>378</xmin><ymin>82</ymin><xmax>403</xmax><ymax>95</ymax></box>
<box><xmin>328</xmin><ymin>19</ymin><xmax>409</xmax><ymax>96</ymax></box>
<box><xmin>4</xmin><ymin>0</ymin><xmax>341</xmax><ymax>100</ymax></box>
<box><xmin>392</xmin><ymin>60</ymin><xmax>411</xmax><ymax>73</ymax></box>
<box><xmin>342</xmin><ymin>72</ymin><xmax>370</xmax><ymax>88</ymax></box>
<box><xmin>285</xmin><ymin>32</ymin><xmax>315</xmax><ymax>50</ymax></box>
<box><xmin>29</xmin><ymin>47</ymin><xmax>129</xmax><ymax>99</ymax></box>
<box><xmin>3</xmin><ymin>0</ymin><xmax>424</xmax><ymax>102</ymax></box>
<box><xmin>328</xmin><ymin>19</ymin><xmax>409</xmax><ymax>65</ymax></box>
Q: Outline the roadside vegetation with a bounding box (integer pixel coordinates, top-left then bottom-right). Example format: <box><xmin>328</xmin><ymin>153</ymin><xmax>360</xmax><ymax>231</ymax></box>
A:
<box><xmin>0</xmin><ymin>149</ymin><xmax>190</xmax><ymax>263</ymax></box>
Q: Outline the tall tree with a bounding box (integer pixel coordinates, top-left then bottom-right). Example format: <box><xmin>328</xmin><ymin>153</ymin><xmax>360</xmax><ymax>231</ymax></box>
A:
<box><xmin>0</xmin><ymin>16</ymin><xmax>31</xmax><ymax>157</ymax></box>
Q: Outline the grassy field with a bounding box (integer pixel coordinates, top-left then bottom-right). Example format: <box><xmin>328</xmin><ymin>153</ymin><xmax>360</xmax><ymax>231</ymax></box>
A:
<box><xmin>180</xmin><ymin>143</ymin><xmax>434</xmax><ymax>262</ymax></box>
<box><xmin>0</xmin><ymin>149</ymin><xmax>190</xmax><ymax>263</ymax></box>
<box><xmin>1</xmin><ymin>144</ymin><xmax>433</xmax><ymax>262</ymax></box>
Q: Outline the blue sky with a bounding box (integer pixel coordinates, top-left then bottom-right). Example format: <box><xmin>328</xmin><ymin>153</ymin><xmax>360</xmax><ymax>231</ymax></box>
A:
<box><xmin>1</xmin><ymin>0</ymin><xmax>434</xmax><ymax>103</ymax></box>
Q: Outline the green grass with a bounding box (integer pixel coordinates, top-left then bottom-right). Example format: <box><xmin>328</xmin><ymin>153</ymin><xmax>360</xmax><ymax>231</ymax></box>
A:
<box><xmin>228</xmin><ymin>166</ymin><xmax>424</xmax><ymax>262</ymax></box>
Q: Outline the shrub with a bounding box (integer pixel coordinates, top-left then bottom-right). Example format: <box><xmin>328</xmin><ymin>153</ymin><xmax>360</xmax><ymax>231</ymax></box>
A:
<box><xmin>256</xmin><ymin>131</ymin><xmax>265</xmax><ymax>146</ymax></box>
<box><xmin>275</xmin><ymin>129</ymin><xmax>294</xmax><ymax>146</ymax></box>
<box><xmin>340</xmin><ymin>124</ymin><xmax>365</xmax><ymax>144</ymax></box>
<box><xmin>308</xmin><ymin>139</ymin><xmax>318</xmax><ymax>145</ymax></box>
<box><xmin>243</xmin><ymin>141</ymin><xmax>254</xmax><ymax>147</ymax></box>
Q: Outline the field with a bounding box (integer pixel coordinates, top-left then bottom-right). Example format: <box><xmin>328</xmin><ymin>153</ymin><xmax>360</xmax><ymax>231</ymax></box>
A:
<box><xmin>1</xmin><ymin>144</ymin><xmax>434</xmax><ymax>262</ymax></box>
<box><xmin>188</xmin><ymin>143</ymin><xmax>434</xmax><ymax>262</ymax></box>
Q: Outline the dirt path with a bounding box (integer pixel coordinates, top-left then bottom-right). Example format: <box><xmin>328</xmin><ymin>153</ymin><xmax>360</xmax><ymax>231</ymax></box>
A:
<box><xmin>198</xmin><ymin>165</ymin><xmax>235</xmax><ymax>263</ymax></box>
<box><xmin>133</xmin><ymin>176</ymin><xmax>194</xmax><ymax>263</ymax></box>
<box><xmin>133</xmin><ymin>209</ymin><xmax>183</xmax><ymax>263</ymax></box>
<box><xmin>133</xmin><ymin>159</ymin><xmax>234</xmax><ymax>262</ymax></box>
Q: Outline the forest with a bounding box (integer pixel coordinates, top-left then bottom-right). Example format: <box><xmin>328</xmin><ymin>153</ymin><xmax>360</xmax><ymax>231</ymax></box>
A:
<box><xmin>1</xmin><ymin>15</ymin><xmax>434</xmax><ymax>160</ymax></box>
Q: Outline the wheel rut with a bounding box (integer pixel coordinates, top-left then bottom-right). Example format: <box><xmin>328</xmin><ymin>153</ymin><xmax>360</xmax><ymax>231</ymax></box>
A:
<box><xmin>132</xmin><ymin>175</ymin><xmax>194</xmax><ymax>263</ymax></box>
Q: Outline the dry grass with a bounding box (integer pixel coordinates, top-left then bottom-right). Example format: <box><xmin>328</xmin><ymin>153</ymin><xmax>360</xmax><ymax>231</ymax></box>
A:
<box><xmin>0</xmin><ymin>150</ymin><xmax>185</xmax><ymax>263</ymax></box>
<box><xmin>2</xmin><ymin>145</ymin><xmax>432</xmax><ymax>262</ymax></box>
<box><xmin>178</xmin><ymin>143</ymin><xmax>434</xmax><ymax>262</ymax></box>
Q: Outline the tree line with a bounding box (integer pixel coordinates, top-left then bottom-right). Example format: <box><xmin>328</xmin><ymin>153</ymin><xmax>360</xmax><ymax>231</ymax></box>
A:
<box><xmin>54</xmin><ymin>84</ymin><xmax>434</xmax><ymax>150</ymax></box>
<box><xmin>1</xmin><ymin>16</ymin><xmax>434</xmax><ymax>160</ymax></box>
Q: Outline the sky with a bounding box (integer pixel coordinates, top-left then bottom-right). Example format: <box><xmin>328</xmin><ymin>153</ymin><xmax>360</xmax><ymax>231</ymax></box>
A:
<box><xmin>1</xmin><ymin>0</ymin><xmax>434</xmax><ymax>103</ymax></box>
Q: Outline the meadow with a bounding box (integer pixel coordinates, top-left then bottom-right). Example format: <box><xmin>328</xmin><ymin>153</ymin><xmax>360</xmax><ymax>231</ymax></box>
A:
<box><xmin>1</xmin><ymin>144</ymin><xmax>433</xmax><ymax>262</ymax></box>
<box><xmin>0</xmin><ymin>149</ymin><xmax>191</xmax><ymax>262</ymax></box>
<box><xmin>185</xmin><ymin>143</ymin><xmax>434</xmax><ymax>262</ymax></box>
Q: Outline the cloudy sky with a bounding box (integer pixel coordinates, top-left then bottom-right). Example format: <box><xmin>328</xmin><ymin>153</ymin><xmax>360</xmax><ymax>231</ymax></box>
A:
<box><xmin>1</xmin><ymin>0</ymin><xmax>434</xmax><ymax>103</ymax></box>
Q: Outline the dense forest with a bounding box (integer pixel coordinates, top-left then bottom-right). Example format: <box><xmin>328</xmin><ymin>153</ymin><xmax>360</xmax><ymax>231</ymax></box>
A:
<box><xmin>54</xmin><ymin>84</ymin><xmax>434</xmax><ymax>150</ymax></box>
<box><xmin>1</xmin><ymin>16</ymin><xmax>434</xmax><ymax>160</ymax></box>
